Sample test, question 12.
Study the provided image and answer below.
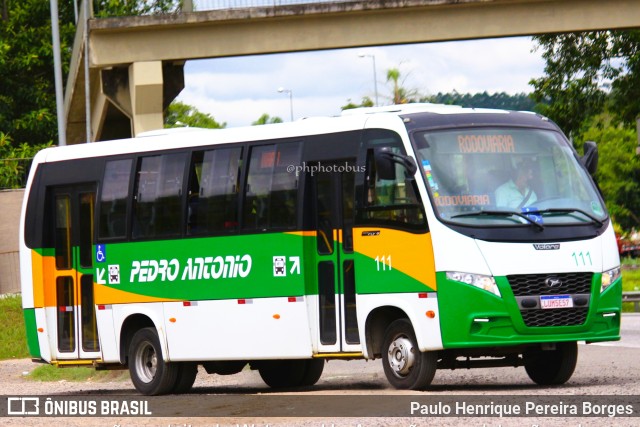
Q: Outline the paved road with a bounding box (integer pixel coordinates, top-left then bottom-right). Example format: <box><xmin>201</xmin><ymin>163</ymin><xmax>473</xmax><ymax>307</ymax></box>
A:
<box><xmin>3</xmin><ymin>314</ymin><xmax>639</xmax><ymax>426</ymax></box>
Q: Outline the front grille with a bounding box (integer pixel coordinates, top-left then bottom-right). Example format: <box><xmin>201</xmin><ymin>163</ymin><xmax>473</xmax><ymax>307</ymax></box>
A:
<box><xmin>507</xmin><ymin>272</ymin><xmax>593</xmax><ymax>296</ymax></box>
<box><xmin>520</xmin><ymin>307</ymin><xmax>589</xmax><ymax>327</ymax></box>
<box><xmin>507</xmin><ymin>272</ymin><xmax>593</xmax><ymax>327</ymax></box>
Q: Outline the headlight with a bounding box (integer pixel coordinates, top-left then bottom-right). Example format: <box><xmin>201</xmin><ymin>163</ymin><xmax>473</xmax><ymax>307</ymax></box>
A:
<box><xmin>601</xmin><ymin>266</ymin><xmax>621</xmax><ymax>293</ymax></box>
<box><xmin>446</xmin><ymin>271</ymin><xmax>501</xmax><ymax>298</ymax></box>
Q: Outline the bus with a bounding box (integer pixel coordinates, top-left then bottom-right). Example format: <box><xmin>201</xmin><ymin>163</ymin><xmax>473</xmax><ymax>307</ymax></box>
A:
<box><xmin>19</xmin><ymin>104</ymin><xmax>621</xmax><ymax>395</ymax></box>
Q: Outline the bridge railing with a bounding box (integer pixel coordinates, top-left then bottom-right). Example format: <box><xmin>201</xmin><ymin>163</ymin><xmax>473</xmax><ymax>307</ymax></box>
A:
<box><xmin>623</xmin><ymin>291</ymin><xmax>640</xmax><ymax>312</ymax></box>
<box><xmin>194</xmin><ymin>0</ymin><xmax>362</xmax><ymax>11</ymax></box>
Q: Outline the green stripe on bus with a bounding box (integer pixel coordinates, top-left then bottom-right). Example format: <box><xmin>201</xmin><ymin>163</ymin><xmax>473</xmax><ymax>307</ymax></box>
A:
<box><xmin>85</xmin><ymin>231</ymin><xmax>436</xmax><ymax>301</ymax></box>
<box><xmin>23</xmin><ymin>308</ymin><xmax>41</xmax><ymax>359</ymax></box>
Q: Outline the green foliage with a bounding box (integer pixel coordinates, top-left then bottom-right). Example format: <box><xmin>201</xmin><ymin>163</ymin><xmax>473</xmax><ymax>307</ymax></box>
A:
<box><xmin>532</xmin><ymin>31</ymin><xmax>640</xmax><ymax>230</ymax></box>
<box><xmin>531</xmin><ymin>31</ymin><xmax>640</xmax><ymax>136</ymax></box>
<box><xmin>425</xmin><ymin>91</ymin><xmax>540</xmax><ymax>112</ymax></box>
<box><xmin>576</xmin><ymin>118</ymin><xmax>640</xmax><ymax>229</ymax></box>
<box><xmin>0</xmin><ymin>0</ymin><xmax>75</xmax><ymax>147</ymax></box>
<box><xmin>341</xmin><ymin>96</ymin><xmax>374</xmax><ymax>111</ymax></box>
<box><xmin>93</xmin><ymin>0</ymin><xmax>183</xmax><ymax>18</ymax></box>
<box><xmin>0</xmin><ymin>295</ymin><xmax>29</xmax><ymax>360</ymax></box>
<box><xmin>386</xmin><ymin>68</ymin><xmax>420</xmax><ymax>104</ymax></box>
<box><xmin>623</xmin><ymin>268</ymin><xmax>640</xmax><ymax>291</ymax></box>
<box><xmin>164</xmin><ymin>101</ymin><xmax>226</xmax><ymax>129</ymax></box>
<box><xmin>252</xmin><ymin>113</ymin><xmax>283</xmax><ymax>126</ymax></box>
<box><xmin>622</xmin><ymin>266</ymin><xmax>640</xmax><ymax>312</ymax></box>
<box><xmin>0</xmin><ymin>132</ymin><xmax>51</xmax><ymax>189</ymax></box>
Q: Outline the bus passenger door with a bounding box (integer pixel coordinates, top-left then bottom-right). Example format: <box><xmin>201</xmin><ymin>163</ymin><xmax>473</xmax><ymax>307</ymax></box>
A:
<box><xmin>311</xmin><ymin>160</ymin><xmax>361</xmax><ymax>354</ymax></box>
<box><xmin>50</xmin><ymin>185</ymin><xmax>101</xmax><ymax>360</ymax></box>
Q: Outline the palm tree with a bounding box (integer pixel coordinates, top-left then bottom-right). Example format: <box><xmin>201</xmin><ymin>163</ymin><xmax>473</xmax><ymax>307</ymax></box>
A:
<box><xmin>386</xmin><ymin>67</ymin><xmax>420</xmax><ymax>104</ymax></box>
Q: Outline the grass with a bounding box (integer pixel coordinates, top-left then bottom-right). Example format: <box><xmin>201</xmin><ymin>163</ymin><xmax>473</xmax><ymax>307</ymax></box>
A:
<box><xmin>0</xmin><ymin>294</ymin><xmax>29</xmax><ymax>360</ymax></box>
<box><xmin>0</xmin><ymin>294</ymin><xmax>127</xmax><ymax>382</ymax></box>
<box><xmin>621</xmin><ymin>260</ymin><xmax>640</xmax><ymax>313</ymax></box>
<box><xmin>28</xmin><ymin>364</ymin><xmax>129</xmax><ymax>382</ymax></box>
<box><xmin>622</xmin><ymin>266</ymin><xmax>640</xmax><ymax>292</ymax></box>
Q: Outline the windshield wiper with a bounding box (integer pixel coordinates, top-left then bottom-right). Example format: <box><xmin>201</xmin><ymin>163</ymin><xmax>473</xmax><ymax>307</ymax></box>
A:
<box><xmin>535</xmin><ymin>208</ymin><xmax>604</xmax><ymax>227</ymax></box>
<box><xmin>451</xmin><ymin>210</ymin><xmax>545</xmax><ymax>231</ymax></box>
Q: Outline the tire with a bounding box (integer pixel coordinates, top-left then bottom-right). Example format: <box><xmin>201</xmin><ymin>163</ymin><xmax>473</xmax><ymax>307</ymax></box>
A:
<box><xmin>299</xmin><ymin>359</ymin><xmax>325</xmax><ymax>386</ymax></box>
<box><xmin>258</xmin><ymin>360</ymin><xmax>306</xmax><ymax>388</ymax></box>
<box><xmin>172</xmin><ymin>362</ymin><xmax>198</xmax><ymax>394</ymax></box>
<box><xmin>381</xmin><ymin>319</ymin><xmax>437</xmax><ymax>390</ymax></box>
<box><xmin>524</xmin><ymin>341</ymin><xmax>578</xmax><ymax>385</ymax></box>
<box><xmin>128</xmin><ymin>327</ymin><xmax>178</xmax><ymax>395</ymax></box>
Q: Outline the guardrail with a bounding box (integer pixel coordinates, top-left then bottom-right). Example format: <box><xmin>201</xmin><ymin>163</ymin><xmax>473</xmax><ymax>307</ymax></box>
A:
<box><xmin>623</xmin><ymin>291</ymin><xmax>640</xmax><ymax>312</ymax></box>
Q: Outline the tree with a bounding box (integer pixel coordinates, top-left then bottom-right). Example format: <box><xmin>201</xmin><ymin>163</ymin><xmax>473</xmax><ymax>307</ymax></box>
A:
<box><xmin>164</xmin><ymin>101</ymin><xmax>226</xmax><ymax>129</ymax></box>
<box><xmin>252</xmin><ymin>113</ymin><xmax>283</xmax><ymax>125</ymax></box>
<box><xmin>425</xmin><ymin>91</ymin><xmax>540</xmax><ymax>112</ymax></box>
<box><xmin>0</xmin><ymin>132</ymin><xmax>51</xmax><ymax>189</ymax></box>
<box><xmin>93</xmin><ymin>0</ymin><xmax>182</xmax><ymax>18</ymax></box>
<box><xmin>386</xmin><ymin>68</ymin><xmax>420</xmax><ymax>104</ymax></box>
<box><xmin>341</xmin><ymin>96</ymin><xmax>374</xmax><ymax>111</ymax></box>
<box><xmin>577</xmin><ymin>117</ymin><xmax>640</xmax><ymax>229</ymax></box>
<box><xmin>531</xmin><ymin>31</ymin><xmax>640</xmax><ymax>136</ymax></box>
<box><xmin>0</xmin><ymin>0</ymin><xmax>76</xmax><ymax>148</ymax></box>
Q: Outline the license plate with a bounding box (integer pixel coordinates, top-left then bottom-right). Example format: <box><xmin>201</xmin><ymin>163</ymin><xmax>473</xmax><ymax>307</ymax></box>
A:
<box><xmin>540</xmin><ymin>295</ymin><xmax>573</xmax><ymax>309</ymax></box>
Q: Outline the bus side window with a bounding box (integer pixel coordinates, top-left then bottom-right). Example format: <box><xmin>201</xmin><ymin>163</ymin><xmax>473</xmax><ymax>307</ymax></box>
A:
<box><xmin>99</xmin><ymin>159</ymin><xmax>132</xmax><ymax>240</ymax></box>
<box><xmin>132</xmin><ymin>152</ymin><xmax>187</xmax><ymax>239</ymax></box>
<box><xmin>243</xmin><ymin>142</ymin><xmax>301</xmax><ymax>230</ymax></box>
<box><xmin>270</xmin><ymin>143</ymin><xmax>301</xmax><ymax>228</ymax></box>
<box><xmin>358</xmin><ymin>130</ymin><xmax>427</xmax><ymax>231</ymax></box>
<box><xmin>188</xmin><ymin>147</ymin><xmax>243</xmax><ymax>235</ymax></box>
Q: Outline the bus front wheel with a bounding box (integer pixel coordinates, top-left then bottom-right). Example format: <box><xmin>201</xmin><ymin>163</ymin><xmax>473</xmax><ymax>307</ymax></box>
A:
<box><xmin>172</xmin><ymin>362</ymin><xmax>198</xmax><ymax>393</ymax></box>
<box><xmin>524</xmin><ymin>341</ymin><xmax>578</xmax><ymax>385</ymax></box>
<box><xmin>381</xmin><ymin>319</ymin><xmax>437</xmax><ymax>390</ymax></box>
<box><xmin>128</xmin><ymin>327</ymin><xmax>178</xmax><ymax>395</ymax></box>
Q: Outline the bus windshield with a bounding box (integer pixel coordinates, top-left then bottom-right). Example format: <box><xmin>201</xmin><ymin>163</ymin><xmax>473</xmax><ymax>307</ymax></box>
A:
<box><xmin>413</xmin><ymin>127</ymin><xmax>607</xmax><ymax>227</ymax></box>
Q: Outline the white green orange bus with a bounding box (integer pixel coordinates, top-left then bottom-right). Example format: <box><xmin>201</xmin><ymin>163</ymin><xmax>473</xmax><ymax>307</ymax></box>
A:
<box><xmin>20</xmin><ymin>104</ymin><xmax>621</xmax><ymax>395</ymax></box>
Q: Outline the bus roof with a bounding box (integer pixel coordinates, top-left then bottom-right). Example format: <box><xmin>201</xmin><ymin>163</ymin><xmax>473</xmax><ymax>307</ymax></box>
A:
<box><xmin>34</xmin><ymin>104</ymin><xmax>550</xmax><ymax>164</ymax></box>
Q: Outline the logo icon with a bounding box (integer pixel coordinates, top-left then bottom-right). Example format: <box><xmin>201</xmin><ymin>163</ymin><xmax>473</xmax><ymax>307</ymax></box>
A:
<box><xmin>533</xmin><ymin>243</ymin><xmax>560</xmax><ymax>250</ymax></box>
<box><xmin>108</xmin><ymin>265</ymin><xmax>120</xmax><ymax>285</ymax></box>
<box><xmin>544</xmin><ymin>276</ymin><xmax>563</xmax><ymax>288</ymax></box>
<box><xmin>95</xmin><ymin>244</ymin><xmax>106</xmax><ymax>262</ymax></box>
<box><xmin>7</xmin><ymin>397</ymin><xmax>40</xmax><ymax>415</ymax></box>
<box><xmin>273</xmin><ymin>256</ymin><xmax>286</xmax><ymax>277</ymax></box>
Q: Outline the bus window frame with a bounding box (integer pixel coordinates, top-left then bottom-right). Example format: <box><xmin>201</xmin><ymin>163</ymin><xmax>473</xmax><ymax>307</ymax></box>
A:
<box><xmin>95</xmin><ymin>139</ymin><xmax>306</xmax><ymax>245</ymax></box>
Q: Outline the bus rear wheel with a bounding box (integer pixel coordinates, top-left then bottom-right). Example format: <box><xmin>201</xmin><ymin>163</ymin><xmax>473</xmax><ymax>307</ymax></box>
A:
<box><xmin>258</xmin><ymin>359</ymin><xmax>323</xmax><ymax>388</ymax></box>
<box><xmin>128</xmin><ymin>327</ymin><xmax>178</xmax><ymax>395</ymax></box>
<box><xmin>382</xmin><ymin>319</ymin><xmax>437</xmax><ymax>390</ymax></box>
<box><xmin>299</xmin><ymin>359</ymin><xmax>325</xmax><ymax>386</ymax></box>
<box><xmin>524</xmin><ymin>342</ymin><xmax>578</xmax><ymax>385</ymax></box>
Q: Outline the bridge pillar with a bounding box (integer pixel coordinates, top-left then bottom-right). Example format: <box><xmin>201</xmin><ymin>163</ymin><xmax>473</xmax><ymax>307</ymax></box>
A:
<box><xmin>98</xmin><ymin>60</ymin><xmax>184</xmax><ymax>140</ymax></box>
<box><xmin>129</xmin><ymin>61</ymin><xmax>164</xmax><ymax>136</ymax></box>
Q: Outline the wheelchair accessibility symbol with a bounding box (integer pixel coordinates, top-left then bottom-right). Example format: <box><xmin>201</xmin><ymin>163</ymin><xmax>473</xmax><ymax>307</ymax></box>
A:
<box><xmin>95</xmin><ymin>244</ymin><xmax>106</xmax><ymax>263</ymax></box>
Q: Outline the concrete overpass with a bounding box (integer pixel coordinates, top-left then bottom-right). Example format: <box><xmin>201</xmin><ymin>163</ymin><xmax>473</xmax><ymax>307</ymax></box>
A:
<box><xmin>65</xmin><ymin>0</ymin><xmax>640</xmax><ymax>144</ymax></box>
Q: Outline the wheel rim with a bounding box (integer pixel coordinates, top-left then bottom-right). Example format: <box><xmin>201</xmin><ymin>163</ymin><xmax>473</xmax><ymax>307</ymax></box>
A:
<box><xmin>387</xmin><ymin>335</ymin><xmax>415</xmax><ymax>378</ymax></box>
<box><xmin>134</xmin><ymin>340</ymin><xmax>157</xmax><ymax>384</ymax></box>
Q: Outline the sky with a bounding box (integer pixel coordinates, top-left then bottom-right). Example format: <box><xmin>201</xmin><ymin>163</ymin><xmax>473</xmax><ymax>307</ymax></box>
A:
<box><xmin>176</xmin><ymin>36</ymin><xmax>547</xmax><ymax>128</ymax></box>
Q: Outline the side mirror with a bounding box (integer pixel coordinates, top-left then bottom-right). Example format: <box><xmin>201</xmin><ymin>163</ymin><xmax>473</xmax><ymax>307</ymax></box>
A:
<box><xmin>373</xmin><ymin>147</ymin><xmax>418</xmax><ymax>180</ymax></box>
<box><xmin>581</xmin><ymin>140</ymin><xmax>599</xmax><ymax>175</ymax></box>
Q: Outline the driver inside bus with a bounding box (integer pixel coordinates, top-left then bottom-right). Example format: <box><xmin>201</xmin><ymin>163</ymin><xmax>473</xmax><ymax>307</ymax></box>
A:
<box><xmin>495</xmin><ymin>158</ymin><xmax>538</xmax><ymax>209</ymax></box>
